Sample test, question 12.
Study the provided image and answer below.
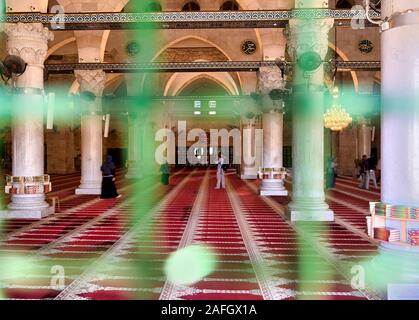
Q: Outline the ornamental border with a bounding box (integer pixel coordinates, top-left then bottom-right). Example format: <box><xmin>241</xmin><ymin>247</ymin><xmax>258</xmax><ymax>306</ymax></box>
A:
<box><xmin>0</xmin><ymin>9</ymin><xmax>380</xmax><ymax>29</ymax></box>
<box><xmin>45</xmin><ymin>61</ymin><xmax>381</xmax><ymax>73</ymax></box>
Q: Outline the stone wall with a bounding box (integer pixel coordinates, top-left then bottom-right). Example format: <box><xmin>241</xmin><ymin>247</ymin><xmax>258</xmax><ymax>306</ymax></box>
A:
<box><xmin>337</xmin><ymin>126</ymin><xmax>358</xmax><ymax>176</ymax></box>
<box><xmin>46</xmin><ymin>126</ymin><xmax>76</xmax><ymax>174</ymax></box>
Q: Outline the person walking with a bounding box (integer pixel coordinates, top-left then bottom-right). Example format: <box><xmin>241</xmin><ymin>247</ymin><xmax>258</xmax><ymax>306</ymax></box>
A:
<box><xmin>160</xmin><ymin>160</ymin><xmax>170</xmax><ymax>185</ymax></box>
<box><xmin>100</xmin><ymin>155</ymin><xmax>119</xmax><ymax>199</ymax></box>
<box><xmin>376</xmin><ymin>158</ymin><xmax>381</xmax><ymax>185</ymax></box>
<box><xmin>366</xmin><ymin>156</ymin><xmax>378</xmax><ymax>189</ymax></box>
<box><xmin>326</xmin><ymin>157</ymin><xmax>338</xmax><ymax>189</ymax></box>
<box><xmin>215</xmin><ymin>152</ymin><xmax>225</xmax><ymax>189</ymax></box>
<box><xmin>359</xmin><ymin>155</ymin><xmax>368</xmax><ymax>189</ymax></box>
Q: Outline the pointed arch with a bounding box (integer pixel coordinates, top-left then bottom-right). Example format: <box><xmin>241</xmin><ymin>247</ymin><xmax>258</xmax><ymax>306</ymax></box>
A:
<box><xmin>164</xmin><ymin>72</ymin><xmax>239</xmax><ymax>97</ymax></box>
<box><xmin>328</xmin><ymin>42</ymin><xmax>359</xmax><ymax>92</ymax></box>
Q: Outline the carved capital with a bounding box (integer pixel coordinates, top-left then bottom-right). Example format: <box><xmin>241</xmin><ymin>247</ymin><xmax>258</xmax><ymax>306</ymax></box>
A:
<box><xmin>74</xmin><ymin>70</ymin><xmax>107</xmax><ymax>97</ymax></box>
<box><xmin>5</xmin><ymin>23</ymin><xmax>53</xmax><ymax>66</ymax></box>
<box><xmin>286</xmin><ymin>18</ymin><xmax>334</xmax><ymax>61</ymax></box>
<box><xmin>258</xmin><ymin>66</ymin><xmax>286</xmax><ymax>95</ymax></box>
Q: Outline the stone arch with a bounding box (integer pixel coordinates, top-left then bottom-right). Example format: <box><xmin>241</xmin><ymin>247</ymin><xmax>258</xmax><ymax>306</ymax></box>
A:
<box><xmin>46</xmin><ymin>37</ymin><xmax>76</xmax><ymax>59</ymax></box>
<box><xmin>164</xmin><ymin>72</ymin><xmax>240</xmax><ymax>96</ymax></box>
<box><xmin>140</xmin><ymin>35</ymin><xmax>245</xmax><ymax>94</ymax></box>
<box><xmin>328</xmin><ymin>42</ymin><xmax>360</xmax><ymax>92</ymax></box>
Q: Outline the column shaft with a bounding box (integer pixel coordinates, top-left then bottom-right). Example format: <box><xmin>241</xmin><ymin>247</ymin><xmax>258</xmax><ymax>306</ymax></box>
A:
<box><xmin>260</xmin><ymin>111</ymin><xmax>288</xmax><ymax>196</ymax></box>
<box><xmin>76</xmin><ymin>114</ymin><xmax>103</xmax><ymax>194</ymax></box>
<box><xmin>357</xmin><ymin>123</ymin><xmax>372</xmax><ymax>158</ymax></box>
<box><xmin>126</xmin><ymin>115</ymin><xmax>143</xmax><ymax>179</ymax></box>
<box><xmin>241</xmin><ymin>119</ymin><xmax>258</xmax><ymax>179</ymax></box>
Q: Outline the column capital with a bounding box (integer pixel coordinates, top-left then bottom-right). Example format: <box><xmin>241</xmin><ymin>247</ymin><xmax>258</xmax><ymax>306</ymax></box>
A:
<box><xmin>257</xmin><ymin>66</ymin><xmax>286</xmax><ymax>95</ymax></box>
<box><xmin>74</xmin><ymin>69</ymin><xmax>107</xmax><ymax>97</ymax></box>
<box><xmin>286</xmin><ymin>18</ymin><xmax>334</xmax><ymax>61</ymax></box>
<box><xmin>258</xmin><ymin>66</ymin><xmax>288</xmax><ymax>113</ymax></box>
<box><xmin>5</xmin><ymin>23</ymin><xmax>53</xmax><ymax>66</ymax></box>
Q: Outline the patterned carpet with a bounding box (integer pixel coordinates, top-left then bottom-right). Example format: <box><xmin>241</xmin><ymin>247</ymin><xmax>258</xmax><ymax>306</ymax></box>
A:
<box><xmin>0</xmin><ymin>168</ymin><xmax>381</xmax><ymax>300</ymax></box>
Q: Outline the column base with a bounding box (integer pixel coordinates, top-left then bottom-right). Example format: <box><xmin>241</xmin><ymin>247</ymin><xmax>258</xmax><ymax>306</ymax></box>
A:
<box><xmin>259</xmin><ymin>179</ymin><xmax>288</xmax><ymax>196</ymax></box>
<box><xmin>288</xmin><ymin>209</ymin><xmax>334</xmax><ymax>222</ymax></box>
<box><xmin>75</xmin><ymin>188</ymin><xmax>101</xmax><ymax>195</ymax></box>
<box><xmin>286</xmin><ymin>197</ymin><xmax>334</xmax><ymax>222</ymax></box>
<box><xmin>260</xmin><ymin>189</ymin><xmax>289</xmax><ymax>196</ymax></box>
<box><xmin>366</xmin><ymin>242</ymin><xmax>419</xmax><ymax>299</ymax></box>
<box><xmin>0</xmin><ymin>206</ymin><xmax>53</xmax><ymax>220</ymax></box>
<box><xmin>241</xmin><ymin>174</ymin><xmax>258</xmax><ymax>180</ymax></box>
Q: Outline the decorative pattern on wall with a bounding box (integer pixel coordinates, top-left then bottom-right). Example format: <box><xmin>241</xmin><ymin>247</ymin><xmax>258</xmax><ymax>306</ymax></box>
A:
<box><xmin>1</xmin><ymin>10</ymin><xmax>380</xmax><ymax>30</ymax></box>
<box><xmin>358</xmin><ymin>40</ymin><xmax>374</xmax><ymax>54</ymax></box>
<box><xmin>45</xmin><ymin>60</ymin><xmax>381</xmax><ymax>74</ymax></box>
<box><xmin>241</xmin><ymin>40</ymin><xmax>257</xmax><ymax>55</ymax></box>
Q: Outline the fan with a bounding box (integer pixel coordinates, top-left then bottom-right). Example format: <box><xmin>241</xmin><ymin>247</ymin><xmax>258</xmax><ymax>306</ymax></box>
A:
<box><xmin>297</xmin><ymin>51</ymin><xmax>323</xmax><ymax>72</ymax></box>
<box><xmin>0</xmin><ymin>55</ymin><xmax>27</xmax><ymax>82</ymax></box>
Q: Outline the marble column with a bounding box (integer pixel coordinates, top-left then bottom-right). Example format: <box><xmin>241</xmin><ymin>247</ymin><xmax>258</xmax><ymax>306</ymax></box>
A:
<box><xmin>258</xmin><ymin>66</ymin><xmax>288</xmax><ymax>196</ymax></box>
<box><xmin>286</xmin><ymin>1</ymin><xmax>334</xmax><ymax>221</ymax></box>
<box><xmin>126</xmin><ymin>113</ymin><xmax>143</xmax><ymax>179</ymax></box>
<box><xmin>357</xmin><ymin>118</ymin><xmax>372</xmax><ymax>159</ymax></box>
<box><xmin>241</xmin><ymin>117</ymin><xmax>259</xmax><ymax>180</ymax></box>
<box><xmin>372</xmin><ymin>0</ymin><xmax>419</xmax><ymax>295</ymax></box>
<box><xmin>3</xmin><ymin>23</ymin><xmax>53</xmax><ymax>219</ymax></box>
<box><xmin>259</xmin><ymin>110</ymin><xmax>288</xmax><ymax>196</ymax></box>
<box><xmin>74</xmin><ymin>70</ymin><xmax>106</xmax><ymax>195</ymax></box>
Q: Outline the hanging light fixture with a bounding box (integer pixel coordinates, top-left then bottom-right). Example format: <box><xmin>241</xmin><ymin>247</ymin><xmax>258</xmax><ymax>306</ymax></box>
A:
<box><xmin>324</xmin><ymin>15</ymin><xmax>353</xmax><ymax>132</ymax></box>
<box><xmin>324</xmin><ymin>87</ymin><xmax>352</xmax><ymax>131</ymax></box>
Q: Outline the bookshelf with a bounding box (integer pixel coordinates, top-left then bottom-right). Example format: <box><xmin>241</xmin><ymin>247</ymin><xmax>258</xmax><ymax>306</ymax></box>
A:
<box><xmin>4</xmin><ymin>175</ymin><xmax>52</xmax><ymax>195</ymax></box>
<box><xmin>370</xmin><ymin>202</ymin><xmax>419</xmax><ymax>245</ymax></box>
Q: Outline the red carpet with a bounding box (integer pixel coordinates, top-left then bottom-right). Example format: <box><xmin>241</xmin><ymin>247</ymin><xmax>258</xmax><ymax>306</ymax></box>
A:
<box><xmin>0</xmin><ymin>169</ymin><xmax>381</xmax><ymax>300</ymax></box>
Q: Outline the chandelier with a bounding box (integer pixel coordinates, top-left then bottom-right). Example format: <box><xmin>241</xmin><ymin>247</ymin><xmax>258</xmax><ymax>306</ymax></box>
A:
<box><xmin>324</xmin><ymin>103</ymin><xmax>352</xmax><ymax>131</ymax></box>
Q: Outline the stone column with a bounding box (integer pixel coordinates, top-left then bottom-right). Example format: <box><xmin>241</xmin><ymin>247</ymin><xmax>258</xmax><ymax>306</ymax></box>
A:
<box><xmin>258</xmin><ymin>66</ymin><xmax>288</xmax><ymax>196</ymax></box>
<box><xmin>241</xmin><ymin>116</ymin><xmax>259</xmax><ymax>180</ymax></box>
<box><xmin>357</xmin><ymin>118</ymin><xmax>372</xmax><ymax>159</ymax></box>
<box><xmin>74</xmin><ymin>70</ymin><xmax>106</xmax><ymax>195</ymax></box>
<box><xmin>126</xmin><ymin>112</ymin><xmax>143</xmax><ymax>179</ymax></box>
<box><xmin>3</xmin><ymin>23</ymin><xmax>53</xmax><ymax>219</ymax></box>
<box><xmin>259</xmin><ymin>110</ymin><xmax>288</xmax><ymax>196</ymax></box>
<box><xmin>286</xmin><ymin>1</ymin><xmax>334</xmax><ymax>221</ymax></box>
<box><xmin>372</xmin><ymin>0</ymin><xmax>419</xmax><ymax>294</ymax></box>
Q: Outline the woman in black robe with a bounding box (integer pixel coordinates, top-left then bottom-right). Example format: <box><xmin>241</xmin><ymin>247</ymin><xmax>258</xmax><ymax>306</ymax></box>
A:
<box><xmin>100</xmin><ymin>155</ymin><xmax>119</xmax><ymax>199</ymax></box>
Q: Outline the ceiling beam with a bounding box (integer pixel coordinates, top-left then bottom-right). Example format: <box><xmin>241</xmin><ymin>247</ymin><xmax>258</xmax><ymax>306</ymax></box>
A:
<box><xmin>45</xmin><ymin>61</ymin><xmax>381</xmax><ymax>75</ymax></box>
<box><xmin>2</xmin><ymin>9</ymin><xmax>380</xmax><ymax>30</ymax></box>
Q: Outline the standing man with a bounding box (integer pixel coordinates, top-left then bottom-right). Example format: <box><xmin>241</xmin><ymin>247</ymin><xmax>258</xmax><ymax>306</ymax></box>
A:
<box><xmin>366</xmin><ymin>156</ymin><xmax>378</xmax><ymax>189</ymax></box>
<box><xmin>376</xmin><ymin>158</ymin><xmax>381</xmax><ymax>185</ymax></box>
<box><xmin>215</xmin><ymin>152</ymin><xmax>225</xmax><ymax>189</ymax></box>
<box><xmin>359</xmin><ymin>155</ymin><xmax>368</xmax><ymax>189</ymax></box>
<box><xmin>326</xmin><ymin>157</ymin><xmax>338</xmax><ymax>189</ymax></box>
<box><xmin>160</xmin><ymin>160</ymin><xmax>170</xmax><ymax>185</ymax></box>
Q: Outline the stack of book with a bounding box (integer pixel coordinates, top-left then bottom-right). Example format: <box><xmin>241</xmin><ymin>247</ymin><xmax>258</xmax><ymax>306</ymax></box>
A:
<box><xmin>374</xmin><ymin>227</ymin><xmax>400</xmax><ymax>242</ymax></box>
<box><xmin>391</xmin><ymin>206</ymin><xmax>410</xmax><ymax>219</ymax></box>
<box><xmin>409</xmin><ymin>208</ymin><xmax>419</xmax><ymax>220</ymax></box>
<box><xmin>375</xmin><ymin>203</ymin><xmax>388</xmax><ymax>216</ymax></box>
<box><xmin>408</xmin><ymin>229</ymin><xmax>419</xmax><ymax>246</ymax></box>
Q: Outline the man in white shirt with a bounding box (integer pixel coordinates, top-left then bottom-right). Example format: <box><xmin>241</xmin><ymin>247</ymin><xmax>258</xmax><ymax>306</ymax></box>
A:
<box><xmin>215</xmin><ymin>152</ymin><xmax>225</xmax><ymax>189</ymax></box>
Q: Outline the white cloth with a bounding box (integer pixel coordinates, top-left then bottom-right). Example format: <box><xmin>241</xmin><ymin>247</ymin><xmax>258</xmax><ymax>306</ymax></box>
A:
<box><xmin>359</xmin><ymin>170</ymin><xmax>378</xmax><ymax>189</ymax></box>
<box><xmin>216</xmin><ymin>157</ymin><xmax>225</xmax><ymax>189</ymax></box>
<box><xmin>216</xmin><ymin>157</ymin><xmax>224</xmax><ymax>174</ymax></box>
